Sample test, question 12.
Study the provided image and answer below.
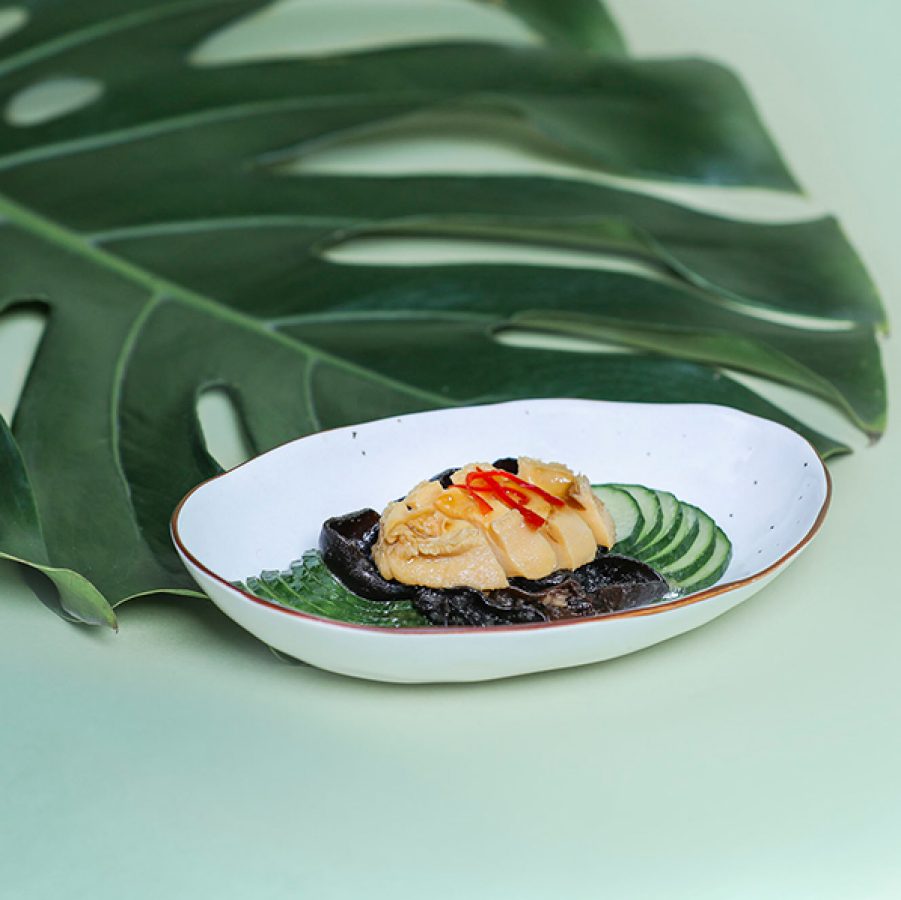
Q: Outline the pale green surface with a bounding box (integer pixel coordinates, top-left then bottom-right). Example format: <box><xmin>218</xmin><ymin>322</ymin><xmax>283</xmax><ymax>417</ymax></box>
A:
<box><xmin>1</xmin><ymin>2</ymin><xmax>899</xmax><ymax>897</ymax></box>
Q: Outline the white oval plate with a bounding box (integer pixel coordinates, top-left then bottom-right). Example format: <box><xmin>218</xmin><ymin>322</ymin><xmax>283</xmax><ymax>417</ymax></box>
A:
<box><xmin>171</xmin><ymin>399</ymin><xmax>830</xmax><ymax>683</ymax></box>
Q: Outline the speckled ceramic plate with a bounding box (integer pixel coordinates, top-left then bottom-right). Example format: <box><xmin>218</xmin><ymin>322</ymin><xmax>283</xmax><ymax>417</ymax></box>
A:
<box><xmin>171</xmin><ymin>399</ymin><xmax>830</xmax><ymax>683</ymax></box>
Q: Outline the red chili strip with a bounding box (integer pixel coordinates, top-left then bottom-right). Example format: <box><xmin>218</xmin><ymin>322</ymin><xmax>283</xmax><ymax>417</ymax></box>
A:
<box><xmin>467</xmin><ymin>474</ymin><xmax>528</xmax><ymax>506</ymax></box>
<box><xmin>515</xmin><ymin>506</ymin><xmax>547</xmax><ymax>529</ymax></box>
<box><xmin>466</xmin><ymin>469</ymin><xmax>565</xmax><ymax>508</ymax></box>
<box><xmin>463</xmin><ymin>469</ymin><xmax>563</xmax><ymax>529</ymax></box>
<box><xmin>490</xmin><ymin>470</ymin><xmax>566</xmax><ymax>507</ymax></box>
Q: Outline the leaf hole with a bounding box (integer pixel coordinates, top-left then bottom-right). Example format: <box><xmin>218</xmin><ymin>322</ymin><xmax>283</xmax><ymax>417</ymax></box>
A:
<box><xmin>278</xmin><ymin>108</ymin><xmax>591</xmax><ymax>178</ymax></box>
<box><xmin>0</xmin><ymin>6</ymin><xmax>27</xmax><ymax>42</ymax></box>
<box><xmin>5</xmin><ymin>75</ymin><xmax>104</xmax><ymax>127</ymax></box>
<box><xmin>281</xmin><ymin>108</ymin><xmax>823</xmax><ymax>224</ymax></box>
<box><xmin>723</xmin><ymin>369</ymin><xmax>866</xmax><ymax>450</ymax></box>
<box><xmin>192</xmin><ymin>0</ymin><xmax>536</xmax><ymax>65</ymax></box>
<box><xmin>323</xmin><ymin>233</ymin><xmax>663</xmax><ymax>278</ymax></box>
<box><xmin>196</xmin><ymin>385</ymin><xmax>255</xmax><ymax>471</ymax></box>
<box><xmin>704</xmin><ymin>299</ymin><xmax>858</xmax><ymax>333</ymax></box>
<box><xmin>493</xmin><ymin>326</ymin><xmax>639</xmax><ymax>356</ymax></box>
<box><xmin>0</xmin><ymin>303</ymin><xmax>48</xmax><ymax>423</ymax></box>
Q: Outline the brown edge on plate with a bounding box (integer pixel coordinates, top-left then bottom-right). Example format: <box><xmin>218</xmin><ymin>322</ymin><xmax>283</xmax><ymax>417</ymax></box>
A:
<box><xmin>170</xmin><ymin>428</ymin><xmax>832</xmax><ymax>636</ymax></box>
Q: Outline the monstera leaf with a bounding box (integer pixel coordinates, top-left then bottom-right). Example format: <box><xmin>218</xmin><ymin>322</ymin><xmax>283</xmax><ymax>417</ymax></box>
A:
<box><xmin>0</xmin><ymin>0</ymin><xmax>886</xmax><ymax>629</ymax></box>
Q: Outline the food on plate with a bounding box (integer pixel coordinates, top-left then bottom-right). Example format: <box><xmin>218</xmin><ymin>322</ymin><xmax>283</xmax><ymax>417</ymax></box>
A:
<box><xmin>237</xmin><ymin>457</ymin><xmax>733</xmax><ymax>629</ymax></box>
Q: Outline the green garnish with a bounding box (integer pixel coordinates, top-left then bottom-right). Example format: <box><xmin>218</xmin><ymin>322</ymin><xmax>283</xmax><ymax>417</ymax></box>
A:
<box><xmin>234</xmin><ymin>550</ymin><xmax>429</xmax><ymax>628</ymax></box>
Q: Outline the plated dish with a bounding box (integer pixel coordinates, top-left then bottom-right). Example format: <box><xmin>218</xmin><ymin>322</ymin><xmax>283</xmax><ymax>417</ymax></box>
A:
<box><xmin>171</xmin><ymin>399</ymin><xmax>830</xmax><ymax>683</ymax></box>
<box><xmin>236</xmin><ymin>457</ymin><xmax>732</xmax><ymax>628</ymax></box>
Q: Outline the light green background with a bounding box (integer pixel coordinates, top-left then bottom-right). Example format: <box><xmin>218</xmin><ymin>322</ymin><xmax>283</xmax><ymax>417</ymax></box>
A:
<box><xmin>1</xmin><ymin>2</ymin><xmax>899</xmax><ymax>898</ymax></box>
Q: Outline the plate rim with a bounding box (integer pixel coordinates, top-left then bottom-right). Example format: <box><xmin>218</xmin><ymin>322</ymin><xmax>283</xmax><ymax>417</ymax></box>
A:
<box><xmin>170</xmin><ymin>399</ymin><xmax>832</xmax><ymax>636</ymax></box>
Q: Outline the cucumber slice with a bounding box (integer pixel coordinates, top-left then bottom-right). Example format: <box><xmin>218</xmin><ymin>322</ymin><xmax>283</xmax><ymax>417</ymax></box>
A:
<box><xmin>659</xmin><ymin>506</ymin><xmax>716</xmax><ymax>583</ymax></box>
<box><xmin>591</xmin><ymin>485</ymin><xmax>643</xmax><ymax>553</ymax></box>
<box><xmin>639</xmin><ymin>490</ymin><xmax>682</xmax><ymax>557</ymax></box>
<box><xmin>592</xmin><ymin>482</ymin><xmax>731</xmax><ymax>597</ymax></box>
<box><xmin>646</xmin><ymin>505</ymin><xmax>700</xmax><ymax>568</ymax></box>
<box><xmin>609</xmin><ymin>484</ymin><xmax>662</xmax><ymax>550</ymax></box>
<box><xmin>677</xmin><ymin>528</ymin><xmax>732</xmax><ymax>594</ymax></box>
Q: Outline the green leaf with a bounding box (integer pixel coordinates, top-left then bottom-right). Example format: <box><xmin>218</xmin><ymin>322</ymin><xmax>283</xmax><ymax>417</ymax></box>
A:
<box><xmin>0</xmin><ymin>0</ymin><xmax>884</xmax><ymax>627</ymax></box>
<box><xmin>236</xmin><ymin>550</ymin><xmax>429</xmax><ymax>629</ymax></box>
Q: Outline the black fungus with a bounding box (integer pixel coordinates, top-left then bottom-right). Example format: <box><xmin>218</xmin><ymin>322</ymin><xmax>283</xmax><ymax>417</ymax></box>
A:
<box><xmin>414</xmin><ymin>587</ymin><xmax>549</xmax><ymax>627</ymax></box>
<box><xmin>318</xmin><ymin>508</ymin><xmax>415</xmax><ymax>601</ymax></box>
<box><xmin>431</xmin><ymin>467</ymin><xmax>458</xmax><ymax>489</ymax></box>
<box><xmin>574</xmin><ymin>554</ymin><xmax>669</xmax><ymax>613</ymax></box>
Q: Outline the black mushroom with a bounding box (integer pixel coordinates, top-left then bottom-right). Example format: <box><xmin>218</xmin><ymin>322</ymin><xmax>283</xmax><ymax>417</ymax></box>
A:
<box><xmin>319</xmin><ymin>508</ymin><xmax>415</xmax><ymax>601</ymax></box>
